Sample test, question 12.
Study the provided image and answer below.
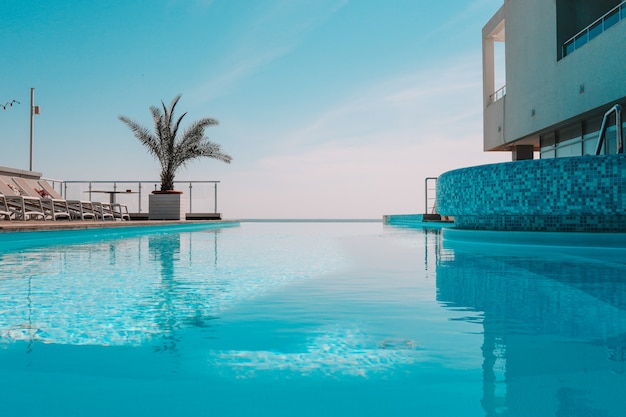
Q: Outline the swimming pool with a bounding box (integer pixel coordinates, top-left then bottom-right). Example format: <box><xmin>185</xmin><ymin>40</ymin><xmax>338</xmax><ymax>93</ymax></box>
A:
<box><xmin>1</xmin><ymin>222</ymin><xmax>625</xmax><ymax>416</ymax></box>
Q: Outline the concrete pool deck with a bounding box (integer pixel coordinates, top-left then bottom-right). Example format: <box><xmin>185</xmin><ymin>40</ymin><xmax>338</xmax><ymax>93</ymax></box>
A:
<box><xmin>0</xmin><ymin>220</ymin><xmax>240</xmax><ymax>233</ymax></box>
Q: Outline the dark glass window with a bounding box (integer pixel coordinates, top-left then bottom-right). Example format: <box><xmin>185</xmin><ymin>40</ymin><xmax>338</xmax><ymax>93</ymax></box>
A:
<box><xmin>541</xmin><ymin>131</ymin><xmax>556</xmax><ymax>147</ymax></box>
<box><xmin>558</xmin><ymin>123</ymin><xmax>582</xmax><ymax>143</ymax></box>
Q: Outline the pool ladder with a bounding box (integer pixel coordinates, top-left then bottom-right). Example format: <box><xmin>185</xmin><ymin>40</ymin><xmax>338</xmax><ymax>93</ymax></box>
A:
<box><xmin>423</xmin><ymin>177</ymin><xmax>442</xmax><ymax>221</ymax></box>
<box><xmin>595</xmin><ymin>104</ymin><xmax>623</xmax><ymax>155</ymax></box>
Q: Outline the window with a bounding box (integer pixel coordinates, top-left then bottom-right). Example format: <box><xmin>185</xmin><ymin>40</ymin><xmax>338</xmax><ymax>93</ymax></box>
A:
<box><xmin>555</xmin><ymin>123</ymin><xmax>583</xmax><ymax>158</ymax></box>
<box><xmin>582</xmin><ymin>115</ymin><xmax>603</xmax><ymax>155</ymax></box>
<box><xmin>540</xmin><ymin>131</ymin><xmax>556</xmax><ymax>159</ymax></box>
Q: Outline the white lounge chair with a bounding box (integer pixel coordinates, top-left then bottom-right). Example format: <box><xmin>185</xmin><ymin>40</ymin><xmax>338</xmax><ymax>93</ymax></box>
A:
<box><xmin>11</xmin><ymin>176</ymin><xmax>71</xmax><ymax>221</ymax></box>
<box><xmin>41</xmin><ymin>181</ymin><xmax>127</xmax><ymax>221</ymax></box>
<box><xmin>0</xmin><ymin>194</ymin><xmax>13</xmax><ymax>220</ymax></box>
<box><xmin>0</xmin><ymin>176</ymin><xmax>45</xmax><ymax>220</ymax></box>
<box><xmin>34</xmin><ymin>179</ymin><xmax>99</xmax><ymax>221</ymax></box>
<box><xmin>110</xmin><ymin>202</ymin><xmax>130</xmax><ymax>221</ymax></box>
<box><xmin>91</xmin><ymin>201</ymin><xmax>115</xmax><ymax>221</ymax></box>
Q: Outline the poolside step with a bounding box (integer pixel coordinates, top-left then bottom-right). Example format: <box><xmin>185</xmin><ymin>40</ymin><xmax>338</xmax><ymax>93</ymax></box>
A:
<box><xmin>383</xmin><ymin>213</ymin><xmax>453</xmax><ymax>227</ymax></box>
<box><xmin>185</xmin><ymin>213</ymin><xmax>222</xmax><ymax>220</ymax></box>
<box><xmin>129</xmin><ymin>212</ymin><xmax>222</xmax><ymax>221</ymax></box>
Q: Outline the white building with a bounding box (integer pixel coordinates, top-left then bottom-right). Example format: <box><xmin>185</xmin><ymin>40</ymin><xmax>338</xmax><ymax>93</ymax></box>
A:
<box><xmin>482</xmin><ymin>0</ymin><xmax>626</xmax><ymax>160</ymax></box>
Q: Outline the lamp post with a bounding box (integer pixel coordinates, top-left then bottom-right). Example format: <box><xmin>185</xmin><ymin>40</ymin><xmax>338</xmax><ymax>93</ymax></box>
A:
<box><xmin>29</xmin><ymin>87</ymin><xmax>40</xmax><ymax>172</ymax></box>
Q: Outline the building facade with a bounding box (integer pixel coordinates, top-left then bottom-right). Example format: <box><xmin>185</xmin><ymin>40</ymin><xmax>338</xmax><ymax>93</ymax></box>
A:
<box><xmin>483</xmin><ymin>0</ymin><xmax>626</xmax><ymax>160</ymax></box>
<box><xmin>432</xmin><ymin>0</ymin><xmax>626</xmax><ymax>231</ymax></box>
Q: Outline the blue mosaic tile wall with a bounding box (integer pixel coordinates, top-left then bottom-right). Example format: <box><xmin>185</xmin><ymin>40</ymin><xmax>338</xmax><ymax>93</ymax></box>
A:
<box><xmin>436</xmin><ymin>154</ymin><xmax>626</xmax><ymax>231</ymax></box>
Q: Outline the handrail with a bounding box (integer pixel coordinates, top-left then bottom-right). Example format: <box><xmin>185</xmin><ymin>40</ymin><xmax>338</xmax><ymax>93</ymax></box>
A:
<box><xmin>563</xmin><ymin>1</ymin><xmax>625</xmax><ymax>57</ymax></box>
<box><xmin>595</xmin><ymin>104</ymin><xmax>623</xmax><ymax>155</ymax></box>
<box><xmin>424</xmin><ymin>177</ymin><xmax>438</xmax><ymax>214</ymax></box>
<box><xmin>488</xmin><ymin>85</ymin><xmax>506</xmax><ymax>105</ymax></box>
<box><xmin>41</xmin><ymin>179</ymin><xmax>221</xmax><ymax>214</ymax></box>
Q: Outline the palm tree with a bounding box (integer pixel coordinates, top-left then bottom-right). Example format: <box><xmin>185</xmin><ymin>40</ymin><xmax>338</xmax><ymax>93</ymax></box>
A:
<box><xmin>119</xmin><ymin>95</ymin><xmax>232</xmax><ymax>191</ymax></box>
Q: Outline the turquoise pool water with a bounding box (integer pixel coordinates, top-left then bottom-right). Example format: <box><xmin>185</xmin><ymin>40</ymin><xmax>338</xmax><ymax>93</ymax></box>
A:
<box><xmin>1</xmin><ymin>222</ymin><xmax>625</xmax><ymax>416</ymax></box>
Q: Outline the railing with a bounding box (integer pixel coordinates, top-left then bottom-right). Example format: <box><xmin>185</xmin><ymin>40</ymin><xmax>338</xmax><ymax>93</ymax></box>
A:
<box><xmin>41</xmin><ymin>179</ymin><xmax>221</xmax><ymax>214</ymax></box>
<box><xmin>424</xmin><ymin>177</ymin><xmax>438</xmax><ymax>214</ymax></box>
<box><xmin>563</xmin><ymin>1</ymin><xmax>625</xmax><ymax>57</ymax></box>
<box><xmin>595</xmin><ymin>104</ymin><xmax>623</xmax><ymax>155</ymax></box>
<box><xmin>488</xmin><ymin>85</ymin><xmax>506</xmax><ymax>105</ymax></box>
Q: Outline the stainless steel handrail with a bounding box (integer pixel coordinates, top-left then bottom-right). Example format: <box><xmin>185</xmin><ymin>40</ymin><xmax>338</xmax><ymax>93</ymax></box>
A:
<box><xmin>488</xmin><ymin>85</ymin><xmax>506</xmax><ymax>105</ymax></box>
<box><xmin>41</xmin><ymin>180</ymin><xmax>221</xmax><ymax>214</ymax></box>
<box><xmin>595</xmin><ymin>104</ymin><xmax>623</xmax><ymax>155</ymax></box>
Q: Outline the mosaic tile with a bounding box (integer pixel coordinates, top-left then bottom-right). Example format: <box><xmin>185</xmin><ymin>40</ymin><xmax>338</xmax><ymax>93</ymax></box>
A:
<box><xmin>437</xmin><ymin>154</ymin><xmax>626</xmax><ymax>231</ymax></box>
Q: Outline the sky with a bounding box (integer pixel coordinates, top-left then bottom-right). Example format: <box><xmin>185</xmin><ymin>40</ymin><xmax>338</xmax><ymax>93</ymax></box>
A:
<box><xmin>0</xmin><ymin>0</ymin><xmax>508</xmax><ymax>219</ymax></box>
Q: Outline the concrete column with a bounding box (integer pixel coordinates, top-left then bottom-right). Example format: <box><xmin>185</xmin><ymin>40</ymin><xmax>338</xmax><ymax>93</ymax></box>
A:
<box><xmin>512</xmin><ymin>145</ymin><xmax>535</xmax><ymax>161</ymax></box>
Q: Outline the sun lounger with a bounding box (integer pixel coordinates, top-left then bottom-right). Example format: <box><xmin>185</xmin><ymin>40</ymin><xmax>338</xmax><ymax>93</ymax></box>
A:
<box><xmin>0</xmin><ymin>194</ymin><xmax>13</xmax><ymax>220</ymax></box>
<box><xmin>41</xmin><ymin>181</ymin><xmax>128</xmax><ymax>221</ymax></box>
<box><xmin>0</xmin><ymin>176</ymin><xmax>45</xmax><ymax>220</ymax></box>
<box><xmin>38</xmin><ymin>179</ymin><xmax>119</xmax><ymax>221</ymax></box>
<box><xmin>34</xmin><ymin>179</ymin><xmax>99</xmax><ymax>221</ymax></box>
<box><xmin>91</xmin><ymin>201</ymin><xmax>115</xmax><ymax>221</ymax></box>
<box><xmin>110</xmin><ymin>201</ymin><xmax>130</xmax><ymax>221</ymax></box>
<box><xmin>11</xmin><ymin>177</ymin><xmax>71</xmax><ymax>221</ymax></box>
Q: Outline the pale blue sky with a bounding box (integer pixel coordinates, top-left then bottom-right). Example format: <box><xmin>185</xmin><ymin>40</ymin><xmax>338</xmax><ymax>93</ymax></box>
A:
<box><xmin>1</xmin><ymin>0</ymin><xmax>507</xmax><ymax>219</ymax></box>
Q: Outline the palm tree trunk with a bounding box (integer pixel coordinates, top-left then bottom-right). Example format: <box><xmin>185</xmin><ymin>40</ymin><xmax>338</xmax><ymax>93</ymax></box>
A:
<box><xmin>161</xmin><ymin>170</ymin><xmax>175</xmax><ymax>191</ymax></box>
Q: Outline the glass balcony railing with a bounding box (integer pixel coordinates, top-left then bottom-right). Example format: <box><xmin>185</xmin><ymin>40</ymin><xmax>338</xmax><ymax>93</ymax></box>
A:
<box><xmin>41</xmin><ymin>179</ymin><xmax>222</xmax><ymax>216</ymax></box>
<box><xmin>563</xmin><ymin>1</ymin><xmax>625</xmax><ymax>57</ymax></box>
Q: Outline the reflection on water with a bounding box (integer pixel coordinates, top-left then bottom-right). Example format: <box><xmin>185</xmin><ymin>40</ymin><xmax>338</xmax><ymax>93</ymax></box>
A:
<box><xmin>437</xmin><ymin>236</ymin><xmax>626</xmax><ymax>417</ymax></box>
<box><xmin>0</xmin><ymin>230</ymin><xmax>221</xmax><ymax>346</ymax></box>
<box><xmin>0</xmin><ymin>224</ymin><xmax>625</xmax><ymax>416</ymax></box>
<box><xmin>0</xmin><ymin>232</ymin><xmax>212</xmax><ymax>346</ymax></box>
<box><xmin>210</xmin><ymin>325</ymin><xmax>424</xmax><ymax>378</ymax></box>
<box><xmin>0</xmin><ymin>226</ymin><xmax>346</xmax><ymax>348</ymax></box>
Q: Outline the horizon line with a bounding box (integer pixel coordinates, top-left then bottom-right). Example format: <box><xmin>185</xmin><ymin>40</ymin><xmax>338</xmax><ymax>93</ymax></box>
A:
<box><xmin>239</xmin><ymin>218</ymin><xmax>382</xmax><ymax>223</ymax></box>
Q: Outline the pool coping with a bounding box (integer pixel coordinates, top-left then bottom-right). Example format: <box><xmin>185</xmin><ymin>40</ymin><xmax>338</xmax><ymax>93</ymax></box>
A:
<box><xmin>441</xmin><ymin>227</ymin><xmax>626</xmax><ymax>248</ymax></box>
<box><xmin>0</xmin><ymin>219</ymin><xmax>240</xmax><ymax>233</ymax></box>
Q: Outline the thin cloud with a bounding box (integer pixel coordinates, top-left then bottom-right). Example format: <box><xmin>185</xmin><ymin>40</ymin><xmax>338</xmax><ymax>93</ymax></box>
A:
<box><xmin>281</xmin><ymin>55</ymin><xmax>485</xmax><ymax>150</ymax></box>
<box><xmin>187</xmin><ymin>0</ymin><xmax>348</xmax><ymax>104</ymax></box>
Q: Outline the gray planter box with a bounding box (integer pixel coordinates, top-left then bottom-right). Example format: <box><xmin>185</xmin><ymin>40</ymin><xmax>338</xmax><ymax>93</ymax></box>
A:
<box><xmin>149</xmin><ymin>192</ymin><xmax>185</xmax><ymax>220</ymax></box>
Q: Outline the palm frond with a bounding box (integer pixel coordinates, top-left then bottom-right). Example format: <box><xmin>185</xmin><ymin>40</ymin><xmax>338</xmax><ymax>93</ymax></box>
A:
<box><xmin>171</xmin><ymin>112</ymin><xmax>188</xmax><ymax>144</ymax></box>
<box><xmin>174</xmin><ymin>122</ymin><xmax>212</xmax><ymax>169</ymax></box>
<box><xmin>198</xmin><ymin>142</ymin><xmax>232</xmax><ymax>163</ymax></box>
<box><xmin>164</xmin><ymin>95</ymin><xmax>182</xmax><ymax>136</ymax></box>
<box><xmin>177</xmin><ymin>117</ymin><xmax>219</xmax><ymax>150</ymax></box>
<box><xmin>118</xmin><ymin>115</ymin><xmax>160</xmax><ymax>158</ymax></box>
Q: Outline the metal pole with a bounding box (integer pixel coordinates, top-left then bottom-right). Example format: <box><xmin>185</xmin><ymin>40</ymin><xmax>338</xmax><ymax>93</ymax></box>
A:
<box><xmin>214</xmin><ymin>183</ymin><xmax>218</xmax><ymax>214</ymax></box>
<box><xmin>29</xmin><ymin>88</ymin><xmax>34</xmax><ymax>171</ymax></box>
<box><xmin>616</xmin><ymin>104</ymin><xmax>623</xmax><ymax>154</ymax></box>
<box><xmin>188</xmin><ymin>182</ymin><xmax>193</xmax><ymax>213</ymax></box>
<box><xmin>424</xmin><ymin>177</ymin><xmax>438</xmax><ymax>214</ymax></box>
<box><xmin>424</xmin><ymin>178</ymin><xmax>428</xmax><ymax>214</ymax></box>
<box><xmin>138</xmin><ymin>182</ymin><xmax>142</xmax><ymax>213</ymax></box>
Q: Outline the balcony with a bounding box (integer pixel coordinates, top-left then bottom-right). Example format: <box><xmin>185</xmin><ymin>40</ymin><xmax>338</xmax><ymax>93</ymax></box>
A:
<box><xmin>488</xmin><ymin>85</ymin><xmax>506</xmax><ymax>106</ymax></box>
<box><xmin>563</xmin><ymin>1</ymin><xmax>625</xmax><ymax>57</ymax></box>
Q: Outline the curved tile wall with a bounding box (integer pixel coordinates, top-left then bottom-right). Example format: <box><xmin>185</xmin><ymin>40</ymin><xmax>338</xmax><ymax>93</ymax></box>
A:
<box><xmin>436</xmin><ymin>154</ymin><xmax>626</xmax><ymax>231</ymax></box>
